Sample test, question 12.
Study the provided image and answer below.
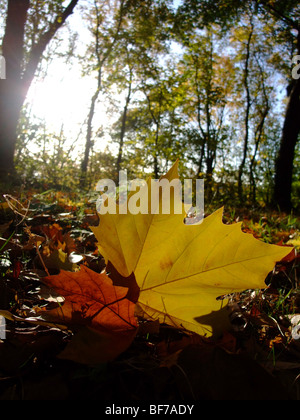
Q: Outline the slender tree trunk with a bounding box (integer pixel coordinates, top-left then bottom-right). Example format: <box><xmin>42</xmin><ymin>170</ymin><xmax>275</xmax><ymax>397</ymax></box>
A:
<box><xmin>196</xmin><ymin>139</ymin><xmax>205</xmax><ymax>177</ymax></box>
<box><xmin>81</xmin><ymin>84</ymin><xmax>101</xmax><ymax>184</ymax></box>
<box><xmin>153</xmin><ymin>124</ymin><xmax>160</xmax><ymax>179</ymax></box>
<box><xmin>238</xmin><ymin>25</ymin><xmax>253</xmax><ymax>202</ymax></box>
<box><xmin>249</xmin><ymin>58</ymin><xmax>270</xmax><ymax>203</ymax></box>
<box><xmin>80</xmin><ymin>1</ymin><xmax>102</xmax><ymax>187</ymax></box>
<box><xmin>116</xmin><ymin>67</ymin><xmax>133</xmax><ymax>177</ymax></box>
<box><xmin>0</xmin><ymin>0</ymin><xmax>79</xmax><ymax>181</ymax></box>
<box><xmin>273</xmin><ymin>30</ymin><xmax>300</xmax><ymax>212</ymax></box>
<box><xmin>80</xmin><ymin>0</ymin><xmax>125</xmax><ymax>187</ymax></box>
<box><xmin>144</xmin><ymin>88</ymin><xmax>161</xmax><ymax>179</ymax></box>
<box><xmin>194</xmin><ymin>56</ymin><xmax>206</xmax><ymax>178</ymax></box>
<box><xmin>249</xmin><ymin>105</ymin><xmax>269</xmax><ymax>203</ymax></box>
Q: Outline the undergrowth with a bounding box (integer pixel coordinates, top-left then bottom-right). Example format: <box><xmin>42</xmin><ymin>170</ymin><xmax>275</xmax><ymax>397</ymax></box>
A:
<box><xmin>0</xmin><ymin>189</ymin><xmax>299</xmax><ymax>400</ymax></box>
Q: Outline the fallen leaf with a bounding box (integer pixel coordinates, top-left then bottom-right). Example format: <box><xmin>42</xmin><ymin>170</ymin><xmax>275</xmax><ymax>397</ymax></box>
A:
<box><xmin>0</xmin><ymin>309</ymin><xmax>68</xmax><ymax>330</ymax></box>
<box><xmin>42</xmin><ymin>265</ymin><xmax>137</xmax><ymax>331</ymax></box>
<box><xmin>287</xmin><ymin>236</ymin><xmax>300</xmax><ymax>248</ymax></box>
<box><xmin>40</xmin><ymin>248</ymin><xmax>78</xmax><ymax>272</ymax></box>
<box><xmin>92</xmin><ymin>161</ymin><xmax>291</xmax><ymax>337</ymax></box>
<box><xmin>57</xmin><ymin>325</ymin><xmax>135</xmax><ymax>365</ymax></box>
<box><xmin>23</xmin><ymin>230</ymin><xmax>45</xmax><ymax>250</ymax></box>
<box><xmin>40</xmin><ymin>265</ymin><xmax>137</xmax><ymax>364</ymax></box>
<box><xmin>106</xmin><ymin>261</ymin><xmax>140</xmax><ymax>303</ymax></box>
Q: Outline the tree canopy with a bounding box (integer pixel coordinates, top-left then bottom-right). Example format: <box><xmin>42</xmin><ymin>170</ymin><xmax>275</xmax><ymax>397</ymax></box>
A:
<box><xmin>0</xmin><ymin>0</ymin><xmax>299</xmax><ymax>211</ymax></box>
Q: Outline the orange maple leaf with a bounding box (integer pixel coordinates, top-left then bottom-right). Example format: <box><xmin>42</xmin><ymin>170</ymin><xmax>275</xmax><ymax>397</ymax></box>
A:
<box><xmin>42</xmin><ymin>265</ymin><xmax>137</xmax><ymax>332</ymax></box>
<box><xmin>41</xmin><ymin>265</ymin><xmax>138</xmax><ymax>364</ymax></box>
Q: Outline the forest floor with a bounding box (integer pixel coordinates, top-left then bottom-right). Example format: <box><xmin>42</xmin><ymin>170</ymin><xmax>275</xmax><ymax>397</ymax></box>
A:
<box><xmin>0</xmin><ymin>189</ymin><xmax>300</xmax><ymax>401</ymax></box>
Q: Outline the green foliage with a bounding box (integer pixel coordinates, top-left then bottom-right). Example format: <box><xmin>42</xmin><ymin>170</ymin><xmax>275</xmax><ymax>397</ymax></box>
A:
<box><xmin>4</xmin><ymin>0</ymin><xmax>299</xmax><ymax>212</ymax></box>
<box><xmin>15</xmin><ymin>110</ymin><xmax>80</xmax><ymax>190</ymax></box>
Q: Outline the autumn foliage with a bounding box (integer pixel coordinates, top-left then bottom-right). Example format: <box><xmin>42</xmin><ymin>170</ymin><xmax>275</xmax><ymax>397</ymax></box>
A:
<box><xmin>0</xmin><ymin>164</ymin><xmax>299</xmax><ymax>399</ymax></box>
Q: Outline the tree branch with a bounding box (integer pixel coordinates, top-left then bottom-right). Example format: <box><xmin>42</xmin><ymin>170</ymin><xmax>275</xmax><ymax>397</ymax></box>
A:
<box><xmin>21</xmin><ymin>0</ymin><xmax>79</xmax><ymax>97</ymax></box>
<box><xmin>255</xmin><ymin>0</ymin><xmax>299</xmax><ymax>30</ymax></box>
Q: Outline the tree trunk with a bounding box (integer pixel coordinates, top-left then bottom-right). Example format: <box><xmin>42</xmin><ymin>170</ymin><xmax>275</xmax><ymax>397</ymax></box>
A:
<box><xmin>196</xmin><ymin>138</ymin><xmax>205</xmax><ymax>177</ymax></box>
<box><xmin>81</xmin><ymin>85</ymin><xmax>101</xmax><ymax>185</ymax></box>
<box><xmin>273</xmin><ymin>77</ymin><xmax>300</xmax><ymax>211</ymax></box>
<box><xmin>0</xmin><ymin>0</ymin><xmax>79</xmax><ymax>181</ymax></box>
<box><xmin>80</xmin><ymin>0</ymin><xmax>125</xmax><ymax>187</ymax></box>
<box><xmin>249</xmin><ymin>104</ymin><xmax>269</xmax><ymax>203</ymax></box>
<box><xmin>153</xmin><ymin>125</ymin><xmax>160</xmax><ymax>179</ymax></box>
<box><xmin>194</xmin><ymin>59</ymin><xmax>206</xmax><ymax>178</ymax></box>
<box><xmin>144</xmin><ymin>89</ymin><xmax>161</xmax><ymax>179</ymax></box>
<box><xmin>0</xmin><ymin>0</ymin><xmax>30</xmax><ymax>178</ymax></box>
<box><xmin>273</xmin><ymin>29</ymin><xmax>300</xmax><ymax>212</ymax></box>
<box><xmin>116</xmin><ymin>67</ymin><xmax>133</xmax><ymax>178</ymax></box>
<box><xmin>238</xmin><ymin>24</ymin><xmax>253</xmax><ymax>202</ymax></box>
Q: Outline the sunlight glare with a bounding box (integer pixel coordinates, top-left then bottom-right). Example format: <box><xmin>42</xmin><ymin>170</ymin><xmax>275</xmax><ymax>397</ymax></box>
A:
<box><xmin>28</xmin><ymin>63</ymin><xmax>92</xmax><ymax>133</ymax></box>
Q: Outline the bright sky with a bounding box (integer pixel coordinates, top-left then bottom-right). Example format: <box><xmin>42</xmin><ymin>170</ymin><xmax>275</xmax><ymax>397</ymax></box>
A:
<box><xmin>25</xmin><ymin>6</ymin><xmax>111</xmax><ymax>157</ymax></box>
<box><xmin>27</xmin><ymin>62</ymin><xmax>89</xmax><ymax>131</ymax></box>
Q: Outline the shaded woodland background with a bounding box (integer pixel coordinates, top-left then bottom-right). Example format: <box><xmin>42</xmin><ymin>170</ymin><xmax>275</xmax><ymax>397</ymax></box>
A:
<box><xmin>0</xmin><ymin>0</ymin><xmax>299</xmax><ymax>212</ymax></box>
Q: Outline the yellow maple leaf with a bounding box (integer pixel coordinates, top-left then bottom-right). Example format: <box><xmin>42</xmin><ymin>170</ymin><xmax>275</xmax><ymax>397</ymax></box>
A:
<box><xmin>92</xmin><ymin>162</ymin><xmax>291</xmax><ymax>337</ymax></box>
